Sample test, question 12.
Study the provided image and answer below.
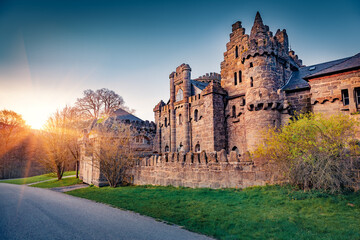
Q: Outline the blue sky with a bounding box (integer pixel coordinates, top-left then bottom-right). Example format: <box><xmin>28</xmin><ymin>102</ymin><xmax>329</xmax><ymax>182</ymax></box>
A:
<box><xmin>0</xmin><ymin>0</ymin><xmax>359</xmax><ymax>128</ymax></box>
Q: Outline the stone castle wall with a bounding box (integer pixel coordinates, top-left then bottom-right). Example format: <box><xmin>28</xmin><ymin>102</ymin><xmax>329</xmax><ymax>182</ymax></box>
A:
<box><xmin>132</xmin><ymin>150</ymin><xmax>271</xmax><ymax>188</ymax></box>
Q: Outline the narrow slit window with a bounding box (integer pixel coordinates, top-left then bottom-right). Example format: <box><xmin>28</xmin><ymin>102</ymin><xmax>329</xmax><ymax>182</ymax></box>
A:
<box><xmin>250</xmin><ymin>77</ymin><xmax>254</xmax><ymax>87</ymax></box>
<box><xmin>238</xmin><ymin>70</ymin><xmax>242</xmax><ymax>83</ymax></box>
<box><xmin>194</xmin><ymin>109</ymin><xmax>198</xmax><ymax>122</ymax></box>
<box><xmin>232</xmin><ymin>106</ymin><xmax>236</xmax><ymax>118</ymax></box>
<box><xmin>178</xmin><ymin>114</ymin><xmax>183</xmax><ymax>125</ymax></box>
<box><xmin>235</xmin><ymin>46</ymin><xmax>239</xmax><ymax>58</ymax></box>
<box><xmin>234</xmin><ymin>72</ymin><xmax>237</xmax><ymax>85</ymax></box>
<box><xmin>341</xmin><ymin>89</ymin><xmax>349</xmax><ymax>106</ymax></box>
<box><xmin>249</xmin><ymin>62</ymin><xmax>253</xmax><ymax>68</ymax></box>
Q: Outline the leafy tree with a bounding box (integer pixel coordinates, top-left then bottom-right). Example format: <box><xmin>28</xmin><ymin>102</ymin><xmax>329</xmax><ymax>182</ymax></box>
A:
<box><xmin>91</xmin><ymin>120</ymin><xmax>135</xmax><ymax>187</ymax></box>
<box><xmin>254</xmin><ymin>113</ymin><xmax>360</xmax><ymax>193</ymax></box>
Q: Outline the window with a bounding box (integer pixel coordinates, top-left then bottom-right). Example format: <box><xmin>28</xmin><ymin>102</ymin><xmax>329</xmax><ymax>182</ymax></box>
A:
<box><xmin>342</xmin><ymin>89</ymin><xmax>349</xmax><ymax>106</ymax></box>
<box><xmin>235</xmin><ymin>46</ymin><xmax>239</xmax><ymax>58</ymax></box>
<box><xmin>238</xmin><ymin>70</ymin><xmax>242</xmax><ymax>83</ymax></box>
<box><xmin>194</xmin><ymin>109</ymin><xmax>198</xmax><ymax>122</ymax></box>
<box><xmin>250</xmin><ymin>77</ymin><xmax>254</xmax><ymax>87</ymax></box>
<box><xmin>176</xmin><ymin>89</ymin><xmax>183</xmax><ymax>102</ymax></box>
<box><xmin>232</xmin><ymin>106</ymin><xmax>236</xmax><ymax>118</ymax></box>
<box><xmin>234</xmin><ymin>72</ymin><xmax>237</xmax><ymax>85</ymax></box>
<box><xmin>195</xmin><ymin>143</ymin><xmax>200</xmax><ymax>153</ymax></box>
<box><xmin>178</xmin><ymin>114</ymin><xmax>183</xmax><ymax>125</ymax></box>
<box><xmin>355</xmin><ymin>88</ymin><xmax>360</xmax><ymax>106</ymax></box>
<box><xmin>165</xmin><ymin>145</ymin><xmax>169</xmax><ymax>152</ymax></box>
<box><xmin>164</xmin><ymin>118</ymin><xmax>167</xmax><ymax>127</ymax></box>
<box><xmin>249</xmin><ymin>62</ymin><xmax>253</xmax><ymax>68</ymax></box>
<box><xmin>178</xmin><ymin>143</ymin><xmax>184</xmax><ymax>152</ymax></box>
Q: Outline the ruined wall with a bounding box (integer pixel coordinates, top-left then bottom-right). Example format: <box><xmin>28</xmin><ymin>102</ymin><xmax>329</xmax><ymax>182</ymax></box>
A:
<box><xmin>132</xmin><ymin>150</ymin><xmax>271</xmax><ymax>188</ymax></box>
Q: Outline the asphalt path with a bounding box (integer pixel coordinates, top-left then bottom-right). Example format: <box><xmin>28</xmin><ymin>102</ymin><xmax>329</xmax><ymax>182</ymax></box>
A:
<box><xmin>0</xmin><ymin>183</ymin><xmax>212</xmax><ymax>240</ymax></box>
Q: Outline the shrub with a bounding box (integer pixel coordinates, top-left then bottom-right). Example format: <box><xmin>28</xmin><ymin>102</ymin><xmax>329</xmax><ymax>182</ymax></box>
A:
<box><xmin>254</xmin><ymin>113</ymin><xmax>360</xmax><ymax>193</ymax></box>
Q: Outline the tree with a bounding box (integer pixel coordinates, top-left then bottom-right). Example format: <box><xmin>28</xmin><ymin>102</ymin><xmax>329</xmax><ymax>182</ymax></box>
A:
<box><xmin>254</xmin><ymin>113</ymin><xmax>360</xmax><ymax>193</ymax></box>
<box><xmin>41</xmin><ymin>107</ymin><xmax>78</xmax><ymax>180</ymax></box>
<box><xmin>92</xmin><ymin>120</ymin><xmax>135</xmax><ymax>187</ymax></box>
<box><xmin>0</xmin><ymin>110</ymin><xmax>30</xmax><ymax>178</ymax></box>
<box><xmin>75</xmin><ymin>88</ymin><xmax>128</xmax><ymax>119</ymax></box>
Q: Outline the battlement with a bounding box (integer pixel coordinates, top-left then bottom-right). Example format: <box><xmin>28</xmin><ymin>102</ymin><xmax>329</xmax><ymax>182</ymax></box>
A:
<box><xmin>132</xmin><ymin>150</ymin><xmax>272</xmax><ymax>188</ymax></box>
<box><xmin>194</xmin><ymin>72</ymin><xmax>221</xmax><ymax>83</ymax></box>
<box><xmin>226</xmin><ymin>12</ymin><xmax>302</xmax><ymax>68</ymax></box>
<box><xmin>138</xmin><ymin>150</ymin><xmax>253</xmax><ymax>166</ymax></box>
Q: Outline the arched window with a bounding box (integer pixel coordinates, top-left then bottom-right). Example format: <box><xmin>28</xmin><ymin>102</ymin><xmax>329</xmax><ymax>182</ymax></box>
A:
<box><xmin>195</xmin><ymin>143</ymin><xmax>200</xmax><ymax>153</ymax></box>
<box><xmin>194</xmin><ymin>109</ymin><xmax>198</xmax><ymax>122</ymax></box>
<box><xmin>250</xmin><ymin>77</ymin><xmax>254</xmax><ymax>87</ymax></box>
<box><xmin>178</xmin><ymin>114</ymin><xmax>183</xmax><ymax>125</ymax></box>
<box><xmin>178</xmin><ymin>143</ymin><xmax>184</xmax><ymax>152</ymax></box>
<box><xmin>164</xmin><ymin>117</ymin><xmax>167</xmax><ymax>127</ymax></box>
<box><xmin>232</xmin><ymin>106</ymin><xmax>236</xmax><ymax>118</ymax></box>
<box><xmin>165</xmin><ymin>145</ymin><xmax>169</xmax><ymax>152</ymax></box>
<box><xmin>235</xmin><ymin>46</ymin><xmax>239</xmax><ymax>58</ymax></box>
<box><xmin>249</xmin><ymin>62</ymin><xmax>253</xmax><ymax>68</ymax></box>
<box><xmin>238</xmin><ymin>70</ymin><xmax>242</xmax><ymax>83</ymax></box>
<box><xmin>234</xmin><ymin>72</ymin><xmax>237</xmax><ymax>85</ymax></box>
<box><xmin>176</xmin><ymin>89</ymin><xmax>183</xmax><ymax>102</ymax></box>
<box><xmin>232</xmin><ymin>146</ymin><xmax>240</xmax><ymax>156</ymax></box>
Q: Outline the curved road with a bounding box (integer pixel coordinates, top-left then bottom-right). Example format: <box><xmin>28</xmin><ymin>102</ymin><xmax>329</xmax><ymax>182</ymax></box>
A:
<box><xmin>0</xmin><ymin>183</ymin><xmax>212</xmax><ymax>240</ymax></box>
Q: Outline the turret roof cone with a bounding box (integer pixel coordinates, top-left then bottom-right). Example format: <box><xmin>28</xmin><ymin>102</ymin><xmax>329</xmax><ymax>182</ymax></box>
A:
<box><xmin>250</xmin><ymin>11</ymin><xmax>266</xmax><ymax>39</ymax></box>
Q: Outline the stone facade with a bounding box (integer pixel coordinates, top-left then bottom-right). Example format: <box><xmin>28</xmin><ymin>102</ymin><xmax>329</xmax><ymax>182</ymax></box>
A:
<box><xmin>79</xmin><ymin>110</ymin><xmax>156</xmax><ymax>186</ymax></box>
<box><xmin>81</xmin><ymin>12</ymin><xmax>360</xmax><ymax>188</ymax></box>
<box><xmin>132</xmin><ymin>150</ymin><xmax>270</xmax><ymax>188</ymax></box>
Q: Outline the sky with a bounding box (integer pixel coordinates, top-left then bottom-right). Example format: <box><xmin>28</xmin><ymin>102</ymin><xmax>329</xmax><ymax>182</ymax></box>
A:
<box><xmin>0</xmin><ymin>0</ymin><xmax>359</xmax><ymax>129</ymax></box>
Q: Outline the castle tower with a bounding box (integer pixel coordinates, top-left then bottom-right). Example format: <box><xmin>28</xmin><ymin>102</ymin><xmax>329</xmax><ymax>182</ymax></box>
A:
<box><xmin>169</xmin><ymin>72</ymin><xmax>176</xmax><ymax>152</ymax></box>
<box><xmin>221</xmin><ymin>12</ymin><xmax>297</xmax><ymax>156</ymax></box>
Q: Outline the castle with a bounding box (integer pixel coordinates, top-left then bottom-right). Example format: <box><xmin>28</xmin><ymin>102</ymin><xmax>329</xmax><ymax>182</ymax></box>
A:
<box><xmin>152</xmin><ymin>12</ymin><xmax>360</xmax><ymax>161</ymax></box>
<box><xmin>80</xmin><ymin>12</ymin><xmax>360</xmax><ymax>188</ymax></box>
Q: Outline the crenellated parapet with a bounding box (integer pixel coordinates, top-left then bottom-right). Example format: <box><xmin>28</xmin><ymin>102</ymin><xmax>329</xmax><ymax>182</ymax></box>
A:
<box><xmin>194</xmin><ymin>72</ymin><xmax>221</xmax><ymax>83</ymax></box>
<box><xmin>138</xmin><ymin>149</ymin><xmax>253</xmax><ymax>166</ymax></box>
<box><xmin>131</xmin><ymin>150</ymin><xmax>272</xmax><ymax>189</ymax></box>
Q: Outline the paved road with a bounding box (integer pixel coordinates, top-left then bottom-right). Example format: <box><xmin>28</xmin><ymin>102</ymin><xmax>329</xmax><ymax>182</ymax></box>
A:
<box><xmin>0</xmin><ymin>183</ymin><xmax>212</xmax><ymax>240</ymax></box>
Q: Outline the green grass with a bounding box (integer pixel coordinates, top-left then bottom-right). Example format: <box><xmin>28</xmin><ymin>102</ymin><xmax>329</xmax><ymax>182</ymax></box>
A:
<box><xmin>0</xmin><ymin>171</ymin><xmax>76</xmax><ymax>185</ymax></box>
<box><xmin>30</xmin><ymin>177</ymin><xmax>82</xmax><ymax>188</ymax></box>
<box><xmin>68</xmin><ymin>185</ymin><xmax>360</xmax><ymax>240</ymax></box>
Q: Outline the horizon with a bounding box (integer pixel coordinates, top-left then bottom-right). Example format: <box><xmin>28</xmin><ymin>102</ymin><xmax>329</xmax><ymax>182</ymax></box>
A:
<box><xmin>0</xmin><ymin>0</ymin><xmax>359</xmax><ymax>129</ymax></box>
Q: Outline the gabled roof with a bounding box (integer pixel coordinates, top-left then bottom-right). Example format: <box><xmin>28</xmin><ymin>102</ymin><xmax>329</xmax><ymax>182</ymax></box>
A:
<box><xmin>304</xmin><ymin>53</ymin><xmax>360</xmax><ymax>79</ymax></box>
<box><xmin>282</xmin><ymin>56</ymin><xmax>351</xmax><ymax>91</ymax></box>
<box><xmin>112</xmin><ymin>108</ymin><xmax>143</xmax><ymax>122</ymax></box>
<box><xmin>191</xmin><ymin>80</ymin><xmax>209</xmax><ymax>90</ymax></box>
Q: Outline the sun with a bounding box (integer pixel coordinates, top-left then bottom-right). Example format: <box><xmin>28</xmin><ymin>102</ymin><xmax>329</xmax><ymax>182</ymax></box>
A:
<box><xmin>25</xmin><ymin>116</ymin><xmax>46</xmax><ymax>130</ymax></box>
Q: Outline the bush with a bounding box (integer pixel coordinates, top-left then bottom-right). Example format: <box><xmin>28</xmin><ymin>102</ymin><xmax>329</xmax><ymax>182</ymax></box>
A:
<box><xmin>254</xmin><ymin>113</ymin><xmax>360</xmax><ymax>193</ymax></box>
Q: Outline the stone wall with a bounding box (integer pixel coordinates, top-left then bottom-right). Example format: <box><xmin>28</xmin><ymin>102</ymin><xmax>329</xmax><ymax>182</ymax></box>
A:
<box><xmin>309</xmin><ymin>70</ymin><xmax>360</xmax><ymax>115</ymax></box>
<box><xmin>132</xmin><ymin>150</ymin><xmax>271</xmax><ymax>188</ymax></box>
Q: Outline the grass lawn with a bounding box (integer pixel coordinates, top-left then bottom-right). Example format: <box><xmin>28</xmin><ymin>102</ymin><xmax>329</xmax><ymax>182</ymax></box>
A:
<box><xmin>30</xmin><ymin>177</ymin><xmax>82</xmax><ymax>188</ymax></box>
<box><xmin>0</xmin><ymin>171</ymin><xmax>76</xmax><ymax>185</ymax></box>
<box><xmin>68</xmin><ymin>185</ymin><xmax>360</xmax><ymax>240</ymax></box>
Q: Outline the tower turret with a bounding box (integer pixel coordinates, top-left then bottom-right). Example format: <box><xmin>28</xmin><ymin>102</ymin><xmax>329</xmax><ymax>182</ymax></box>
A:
<box><xmin>221</xmin><ymin>12</ymin><xmax>299</xmax><ymax>157</ymax></box>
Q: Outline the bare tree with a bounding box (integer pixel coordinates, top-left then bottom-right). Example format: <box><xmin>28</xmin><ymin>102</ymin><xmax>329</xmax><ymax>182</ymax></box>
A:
<box><xmin>92</xmin><ymin>121</ymin><xmax>135</xmax><ymax>187</ymax></box>
<box><xmin>75</xmin><ymin>88</ymin><xmax>127</xmax><ymax>119</ymax></box>
<box><xmin>41</xmin><ymin>107</ymin><xmax>78</xmax><ymax>180</ymax></box>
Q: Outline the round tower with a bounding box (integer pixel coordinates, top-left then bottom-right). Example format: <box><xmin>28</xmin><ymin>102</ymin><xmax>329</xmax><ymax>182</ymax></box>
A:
<box><xmin>242</xmin><ymin>12</ymin><xmax>288</xmax><ymax>155</ymax></box>
<box><xmin>181</xmin><ymin>64</ymin><xmax>191</xmax><ymax>152</ymax></box>
<box><xmin>169</xmin><ymin>72</ymin><xmax>176</xmax><ymax>152</ymax></box>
